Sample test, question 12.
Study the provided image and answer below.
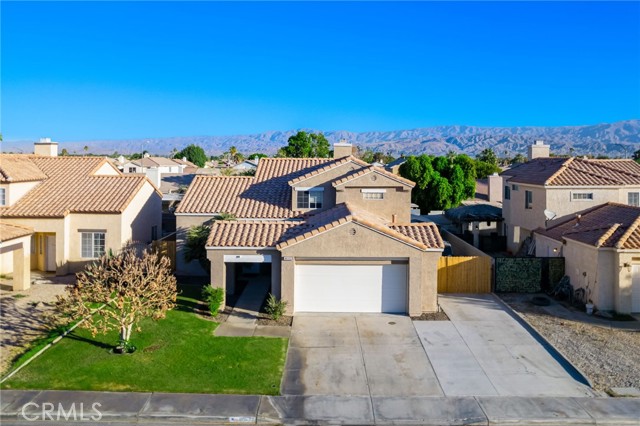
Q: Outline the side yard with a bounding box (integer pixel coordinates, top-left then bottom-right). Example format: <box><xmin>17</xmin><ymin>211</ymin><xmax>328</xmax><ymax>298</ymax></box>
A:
<box><xmin>1</xmin><ymin>285</ymin><xmax>288</xmax><ymax>395</ymax></box>
<box><xmin>499</xmin><ymin>293</ymin><xmax>640</xmax><ymax>393</ymax></box>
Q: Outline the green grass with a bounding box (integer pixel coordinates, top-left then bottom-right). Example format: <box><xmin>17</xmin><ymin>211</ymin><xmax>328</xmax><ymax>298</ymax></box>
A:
<box><xmin>2</xmin><ymin>285</ymin><xmax>288</xmax><ymax>395</ymax></box>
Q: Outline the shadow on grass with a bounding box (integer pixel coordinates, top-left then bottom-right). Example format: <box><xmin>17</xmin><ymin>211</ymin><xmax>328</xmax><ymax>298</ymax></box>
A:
<box><xmin>65</xmin><ymin>334</ymin><xmax>114</xmax><ymax>350</ymax></box>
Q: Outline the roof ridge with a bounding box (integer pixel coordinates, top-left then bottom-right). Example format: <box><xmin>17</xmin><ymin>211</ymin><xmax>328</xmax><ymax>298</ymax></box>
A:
<box><xmin>615</xmin><ymin>215</ymin><xmax>640</xmax><ymax>249</ymax></box>
<box><xmin>596</xmin><ymin>223</ymin><xmax>621</xmax><ymax>248</ymax></box>
<box><xmin>544</xmin><ymin>157</ymin><xmax>574</xmax><ymax>185</ymax></box>
<box><xmin>544</xmin><ymin>203</ymin><xmax>613</xmax><ymax>231</ymax></box>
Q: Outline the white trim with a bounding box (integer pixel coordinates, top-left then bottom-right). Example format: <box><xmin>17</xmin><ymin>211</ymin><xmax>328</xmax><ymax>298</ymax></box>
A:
<box><xmin>361</xmin><ymin>188</ymin><xmax>387</xmax><ymax>193</ymax></box>
<box><xmin>294</xmin><ymin>187</ymin><xmax>324</xmax><ymax>192</ymax></box>
<box><xmin>223</xmin><ymin>254</ymin><xmax>272</xmax><ymax>263</ymax></box>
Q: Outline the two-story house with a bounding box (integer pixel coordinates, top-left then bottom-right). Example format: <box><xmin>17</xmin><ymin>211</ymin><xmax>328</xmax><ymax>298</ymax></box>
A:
<box><xmin>175</xmin><ymin>142</ymin><xmax>444</xmax><ymax>315</ymax></box>
<box><xmin>501</xmin><ymin>157</ymin><xmax>640</xmax><ymax>253</ymax></box>
<box><xmin>0</xmin><ymin>141</ymin><xmax>162</xmax><ymax>276</ymax></box>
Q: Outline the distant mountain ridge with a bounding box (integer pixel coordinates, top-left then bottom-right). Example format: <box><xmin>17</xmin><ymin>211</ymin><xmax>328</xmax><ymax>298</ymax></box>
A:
<box><xmin>4</xmin><ymin>119</ymin><xmax>639</xmax><ymax>158</ymax></box>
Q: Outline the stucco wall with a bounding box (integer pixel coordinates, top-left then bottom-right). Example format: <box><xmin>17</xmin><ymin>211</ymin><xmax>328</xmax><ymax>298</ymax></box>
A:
<box><xmin>1</xmin><ymin>181</ymin><xmax>41</xmax><ymax>206</ymax></box>
<box><xmin>290</xmin><ymin>161</ymin><xmax>367</xmax><ymax>213</ymax></box>
<box><xmin>279</xmin><ymin>221</ymin><xmax>441</xmax><ymax>315</ymax></box>
<box><xmin>614</xmin><ymin>252</ymin><xmax>640</xmax><ymax>313</ymax></box>
<box><xmin>335</xmin><ymin>172</ymin><xmax>412</xmax><ymax>222</ymax></box>
<box><xmin>176</xmin><ymin>214</ymin><xmax>217</xmax><ymax>275</ymax></box>
<box><xmin>94</xmin><ymin>162</ymin><xmax>122</xmax><ymax>176</ymax></box>
<box><xmin>120</xmin><ymin>181</ymin><xmax>162</xmax><ymax>244</ymax></box>
<box><xmin>534</xmin><ymin>233</ymin><xmax>563</xmax><ymax>258</ymax></box>
<box><xmin>0</xmin><ymin>235</ymin><xmax>31</xmax><ymax>290</ymax></box>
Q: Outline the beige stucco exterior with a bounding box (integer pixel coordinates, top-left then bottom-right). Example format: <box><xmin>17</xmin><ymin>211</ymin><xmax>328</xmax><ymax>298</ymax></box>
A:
<box><xmin>504</xmin><ymin>182</ymin><xmax>640</xmax><ymax>253</ymax></box>
<box><xmin>0</xmin><ymin>181</ymin><xmax>41</xmax><ymax>207</ymax></box>
<box><xmin>0</xmin><ymin>234</ymin><xmax>32</xmax><ymax>291</ymax></box>
<box><xmin>535</xmin><ymin>233</ymin><xmax>639</xmax><ymax>313</ymax></box>
<box><xmin>2</xmin><ymin>181</ymin><xmax>161</xmax><ymax>275</ymax></box>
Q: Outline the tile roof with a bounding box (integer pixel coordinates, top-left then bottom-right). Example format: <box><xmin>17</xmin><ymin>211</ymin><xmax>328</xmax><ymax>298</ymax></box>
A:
<box><xmin>177</xmin><ymin>158</ymin><xmax>338</xmax><ymax>218</ymax></box>
<box><xmin>503</xmin><ymin>157</ymin><xmax>640</xmax><ymax>186</ymax></box>
<box><xmin>287</xmin><ymin>156</ymin><xmax>369</xmax><ymax>185</ymax></box>
<box><xmin>204</xmin><ymin>202</ymin><xmax>444</xmax><ymax>251</ymax></box>
<box><xmin>332</xmin><ymin>166</ymin><xmax>415</xmax><ymax>188</ymax></box>
<box><xmin>206</xmin><ymin>221</ymin><xmax>303</xmax><ymax>248</ymax></box>
<box><xmin>0</xmin><ymin>155</ymin><xmax>156</xmax><ymax>218</ymax></box>
<box><xmin>0</xmin><ymin>222</ymin><xmax>34</xmax><ymax>242</ymax></box>
<box><xmin>136</xmin><ymin>156</ymin><xmax>184</xmax><ymax>168</ymax></box>
<box><xmin>0</xmin><ymin>154</ymin><xmax>49</xmax><ymax>182</ymax></box>
<box><xmin>535</xmin><ymin>203</ymin><xmax>640</xmax><ymax>249</ymax></box>
<box><xmin>276</xmin><ymin>203</ymin><xmax>444</xmax><ymax>251</ymax></box>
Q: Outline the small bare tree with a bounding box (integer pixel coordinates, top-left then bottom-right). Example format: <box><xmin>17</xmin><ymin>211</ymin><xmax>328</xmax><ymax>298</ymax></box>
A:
<box><xmin>55</xmin><ymin>249</ymin><xmax>177</xmax><ymax>352</ymax></box>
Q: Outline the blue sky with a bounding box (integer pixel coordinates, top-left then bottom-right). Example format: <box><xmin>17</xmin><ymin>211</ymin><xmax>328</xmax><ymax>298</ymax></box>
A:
<box><xmin>2</xmin><ymin>1</ymin><xmax>639</xmax><ymax>141</ymax></box>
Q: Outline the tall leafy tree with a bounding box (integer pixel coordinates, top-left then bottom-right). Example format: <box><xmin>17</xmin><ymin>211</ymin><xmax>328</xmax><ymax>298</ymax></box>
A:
<box><xmin>477</xmin><ymin>148</ymin><xmax>498</xmax><ymax>166</ymax></box>
<box><xmin>174</xmin><ymin>144</ymin><xmax>207</xmax><ymax>167</ymax></box>
<box><xmin>279</xmin><ymin>131</ymin><xmax>331</xmax><ymax>158</ymax></box>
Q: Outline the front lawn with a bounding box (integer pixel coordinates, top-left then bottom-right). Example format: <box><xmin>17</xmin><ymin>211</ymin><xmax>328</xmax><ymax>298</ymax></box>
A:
<box><xmin>2</xmin><ymin>286</ymin><xmax>288</xmax><ymax>395</ymax></box>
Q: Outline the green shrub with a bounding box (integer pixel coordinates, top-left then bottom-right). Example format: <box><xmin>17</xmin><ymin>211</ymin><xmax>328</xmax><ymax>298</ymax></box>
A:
<box><xmin>201</xmin><ymin>286</ymin><xmax>224</xmax><ymax>316</ymax></box>
<box><xmin>265</xmin><ymin>294</ymin><xmax>287</xmax><ymax>321</ymax></box>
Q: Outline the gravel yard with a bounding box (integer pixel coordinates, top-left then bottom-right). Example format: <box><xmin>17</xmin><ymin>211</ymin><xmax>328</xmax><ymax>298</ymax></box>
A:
<box><xmin>499</xmin><ymin>293</ymin><xmax>640</xmax><ymax>393</ymax></box>
<box><xmin>0</xmin><ymin>277</ymin><xmax>72</xmax><ymax>375</ymax></box>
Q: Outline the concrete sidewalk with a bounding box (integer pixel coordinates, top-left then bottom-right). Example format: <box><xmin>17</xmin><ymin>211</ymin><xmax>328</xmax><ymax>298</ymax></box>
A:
<box><xmin>1</xmin><ymin>390</ymin><xmax>639</xmax><ymax>425</ymax></box>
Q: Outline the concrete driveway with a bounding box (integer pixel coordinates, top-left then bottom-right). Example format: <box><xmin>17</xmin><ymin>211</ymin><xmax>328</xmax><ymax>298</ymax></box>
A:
<box><xmin>283</xmin><ymin>294</ymin><xmax>595</xmax><ymax>398</ymax></box>
<box><xmin>281</xmin><ymin>314</ymin><xmax>443</xmax><ymax>397</ymax></box>
<box><xmin>415</xmin><ymin>294</ymin><xmax>595</xmax><ymax>397</ymax></box>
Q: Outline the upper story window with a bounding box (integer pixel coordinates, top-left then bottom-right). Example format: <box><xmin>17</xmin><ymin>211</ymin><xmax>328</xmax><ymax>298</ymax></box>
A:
<box><xmin>629</xmin><ymin>192</ymin><xmax>640</xmax><ymax>207</ymax></box>
<box><xmin>128</xmin><ymin>167</ymin><xmax>137</xmax><ymax>173</ymax></box>
<box><xmin>525</xmin><ymin>190</ymin><xmax>533</xmax><ymax>209</ymax></box>
<box><xmin>296</xmin><ymin>188</ymin><xmax>323</xmax><ymax>209</ymax></box>
<box><xmin>81</xmin><ymin>232</ymin><xmax>106</xmax><ymax>258</ymax></box>
<box><xmin>0</xmin><ymin>188</ymin><xmax>5</xmax><ymax>206</ymax></box>
<box><xmin>572</xmin><ymin>192</ymin><xmax>594</xmax><ymax>201</ymax></box>
<box><xmin>512</xmin><ymin>184</ymin><xmax>519</xmax><ymax>191</ymax></box>
<box><xmin>504</xmin><ymin>186</ymin><xmax>511</xmax><ymax>200</ymax></box>
<box><xmin>362</xmin><ymin>189</ymin><xmax>386</xmax><ymax>200</ymax></box>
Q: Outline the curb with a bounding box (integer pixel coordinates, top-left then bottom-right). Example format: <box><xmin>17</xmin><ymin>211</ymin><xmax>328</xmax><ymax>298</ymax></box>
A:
<box><xmin>492</xmin><ymin>293</ymin><xmax>595</xmax><ymax>389</ymax></box>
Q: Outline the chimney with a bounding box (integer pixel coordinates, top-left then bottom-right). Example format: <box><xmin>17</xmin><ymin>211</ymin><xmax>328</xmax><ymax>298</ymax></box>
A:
<box><xmin>34</xmin><ymin>137</ymin><xmax>58</xmax><ymax>157</ymax></box>
<box><xmin>528</xmin><ymin>140</ymin><xmax>550</xmax><ymax>160</ymax></box>
<box><xmin>487</xmin><ymin>173</ymin><xmax>503</xmax><ymax>204</ymax></box>
<box><xmin>333</xmin><ymin>139</ymin><xmax>353</xmax><ymax>159</ymax></box>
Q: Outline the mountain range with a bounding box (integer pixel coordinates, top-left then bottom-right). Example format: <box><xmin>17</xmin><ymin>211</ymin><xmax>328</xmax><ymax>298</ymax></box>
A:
<box><xmin>3</xmin><ymin>119</ymin><xmax>639</xmax><ymax>158</ymax></box>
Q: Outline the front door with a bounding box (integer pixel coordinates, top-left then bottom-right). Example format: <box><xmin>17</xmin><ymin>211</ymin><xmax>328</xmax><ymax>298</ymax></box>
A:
<box><xmin>45</xmin><ymin>236</ymin><xmax>56</xmax><ymax>272</ymax></box>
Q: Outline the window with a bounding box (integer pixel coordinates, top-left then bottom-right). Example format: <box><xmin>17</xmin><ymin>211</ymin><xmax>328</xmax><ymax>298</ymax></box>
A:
<box><xmin>296</xmin><ymin>190</ymin><xmax>323</xmax><ymax>209</ymax></box>
<box><xmin>525</xmin><ymin>190</ymin><xmax>533</xmax><ymax>209</ymax></box>
<box><xmin>81</xmin><ymin>232</ymin><xmax>106</xmax><ymax>258</ymax></box>
<box><xmin>30</xmin><ymin>235</ymin><xmax>36</xmax><ymax>254</ymax></box>
<box><xmin>363</xmin><ymin>192</ymin><xmax>384</xmax><ymax>200</ymax></box>
<box><xmin>512</xmin><ymin>184</ymin><xmax>519</xmax><ymax>191</ymax></box>
<box><xmin>572</xmin><ymin>192</ymin><xmax>594</xmax><ymax>201</ymax></box>
<box><xmin>629</xmin><ymin>192</ymin><xmax>640</xmax><ymax>207</ymax></box>
<box><xmin>362</xmin><ymin>189</ymin><xmax>386</xmax><ymax>200</ymax></box>
<box><xmin>504</xmin><ymin>186</ymin><xmax>511</xmax><ymax>200</ymax></box>
<box><xmin>151</xmin><ymin>225</ymin><xmax>158</xmax><ymax>240</ymax></box>
<box><xmin>128</xmin><ymin>167</ymin><xmax>137</xmax><ymax>173</ymax></box>
<box><xmin>0</xmin><ymin>188</ymin><xmax>5</xmax><ymax>206</ymax></box>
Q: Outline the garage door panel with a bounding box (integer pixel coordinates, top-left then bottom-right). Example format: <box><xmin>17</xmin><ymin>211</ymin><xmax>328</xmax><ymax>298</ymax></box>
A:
<box><xmin>294</xmin><ymin>264</ymin><xmax>407</xmax><ymax>313</ymax></box>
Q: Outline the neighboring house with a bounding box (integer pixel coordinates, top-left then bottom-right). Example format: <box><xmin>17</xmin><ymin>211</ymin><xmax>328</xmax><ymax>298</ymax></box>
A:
<box><xmin>535</xmin><ymin>203</ymin><xmax>640</xmax><ymax>314</ymax></box>
<box><xmin>0</xmin><ymin>143</ymin><xmax>162</xmax><ymax>275</ymax></box>
<box><xmin>384</xmin><ymin>156</ymin><xmax>406</xmax><ymax>175</ymax></box>
<box><xmin>232</xmin><ymin>159</ymin><xmax>258</xmax><ymax>173</ymax></box>
<box><xmin>501</xmin><ymin>157</ymin><xmax>640</xmax><ymax>253</ymax></box>
<box><xmin>175</xmin><ymin>143</ymin><xmax>444</xmax><ymax>315</ymax></box>
<box><xmin>445</xmin><ymin>204</ymin><xmax>503</xmax><ymax>249</ymax></box>
<box><xmin>121</xmin><ymin>155</ymin><xmax>191</xmax><ymax>175</ymax></box>
<box><xmin>0</xmin><ymin>222</ymin><xmax>33</xmax><ymax>291</ymax></box>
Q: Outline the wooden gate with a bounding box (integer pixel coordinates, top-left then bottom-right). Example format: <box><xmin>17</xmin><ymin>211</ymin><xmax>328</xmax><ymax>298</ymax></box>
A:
<box><xmin>437</xmin><ymin>256</ymin><xmax>492</xmax><ymax>293</ymax></box>
<box><xmin>152</xmin><ymin>240</ymin><xmax>176</xmax><ymax>272</ymax></box>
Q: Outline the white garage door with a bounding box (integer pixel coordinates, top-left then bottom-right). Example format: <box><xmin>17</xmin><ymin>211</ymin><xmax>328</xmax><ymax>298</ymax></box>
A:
<box><xmin>632</xmin><ymin>265</ymin><xmax>640</xmax><ymax>313</ymax></box>
<box><xmin>294</xmin><ymin>264</ymin><xmax>407</xmax><ymax>313</ymax></box>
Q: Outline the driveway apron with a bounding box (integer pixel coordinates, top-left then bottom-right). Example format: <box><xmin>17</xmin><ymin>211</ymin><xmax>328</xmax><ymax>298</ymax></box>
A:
<box><xmin>282</xmin><ymin>314</ymin><xmax>443</xmax><ymax>397</ymax></box>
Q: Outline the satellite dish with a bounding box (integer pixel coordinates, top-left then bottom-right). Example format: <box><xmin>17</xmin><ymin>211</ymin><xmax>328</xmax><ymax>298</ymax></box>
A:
<box><xmin>544</xmin><ymin>209</ymin><xmax>557</xmax><ymax>221</ymax></box>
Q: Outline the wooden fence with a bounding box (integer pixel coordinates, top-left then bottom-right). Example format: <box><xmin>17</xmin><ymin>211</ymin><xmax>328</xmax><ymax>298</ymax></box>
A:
<box><xmin>151</xmin><ymin>240</ymin><xmax>177</xmax><ymax>272</ymax></box>
<box><xmin>437</xmin><ymin>256</ymin><xmax>492</xmax><ymax>293</ymax></box>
